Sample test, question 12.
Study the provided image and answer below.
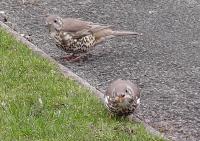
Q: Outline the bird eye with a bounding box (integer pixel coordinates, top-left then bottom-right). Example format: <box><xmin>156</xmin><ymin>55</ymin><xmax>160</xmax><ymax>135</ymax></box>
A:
<box><xmin>54</xmin><ymin>20</ymin><xmax>57</xmax><ymax>23</ymax></box>
<box><xmin>125</xmin><ymin>86</ymin><xmax>132</xmax><ymax>95</ymax></box>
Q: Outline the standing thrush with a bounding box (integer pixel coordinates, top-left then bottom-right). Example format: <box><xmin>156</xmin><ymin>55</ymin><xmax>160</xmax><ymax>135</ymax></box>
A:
<box><xmin>46</xmin><ymin>15</ymin><xmax>142</xmax><ymax>62</ymax></box>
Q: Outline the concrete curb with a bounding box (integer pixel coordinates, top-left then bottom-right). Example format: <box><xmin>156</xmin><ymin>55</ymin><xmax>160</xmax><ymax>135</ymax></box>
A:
<box><xmin>0</xmin><ymin>21</ymin><xmax>170</xmax><ymax>141</ymax></box>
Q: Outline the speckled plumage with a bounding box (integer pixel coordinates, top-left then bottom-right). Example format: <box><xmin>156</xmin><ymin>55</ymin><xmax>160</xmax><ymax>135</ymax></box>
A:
<box><xmin>105</xmin><ymin>79</ymin><xmax>140</xmax><ymax>116</ymax></box>
<box><xmin>54</xmin><ymin>31</ymin><xmax>96</xmax><ymax>54</ymax></box>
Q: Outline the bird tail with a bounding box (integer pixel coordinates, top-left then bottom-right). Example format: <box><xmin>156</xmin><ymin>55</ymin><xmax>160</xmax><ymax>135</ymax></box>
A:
<box><xmin>93</xmin><ymin>29</ymin><xmax>142</xmax><ymax>45</ymax></box>
<box><xmin>111</xmin><ymin>30</ymin><xmax>142</xmax><ymax>36</ymax></box>
<box><xmin>94</xmin><ymin>29</ymin><xmax>142</xmax><ymax>39</ymax></box>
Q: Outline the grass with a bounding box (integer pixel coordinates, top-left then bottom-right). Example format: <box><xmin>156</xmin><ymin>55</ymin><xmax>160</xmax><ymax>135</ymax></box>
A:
<box><xmin>0</xmin><ymin>28</ymin><xmax>164</xmax><ymax>141</ymax></box>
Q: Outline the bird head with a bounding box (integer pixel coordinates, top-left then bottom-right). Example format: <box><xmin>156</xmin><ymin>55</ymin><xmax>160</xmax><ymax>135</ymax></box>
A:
<box><xmin>105</xmin><ymin>79</ymin><xmax>140</xmax><ymax>107</ymax></box>
<box><xmin>112</xmin><ymin>85</ymin><xmax>135</xmax><ymax>104</ymax></box>
<box><xmin>45</xmin><ymin>15</ymin><xmax>63</xmax><ymax>32</ymax></box>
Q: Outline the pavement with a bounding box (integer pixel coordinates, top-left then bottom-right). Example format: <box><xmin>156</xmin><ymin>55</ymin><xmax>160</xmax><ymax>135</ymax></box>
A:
<box><xmin>0</xmin><ymin>0</ymin><xmax>200</xmax><ymax>140</ymax></box>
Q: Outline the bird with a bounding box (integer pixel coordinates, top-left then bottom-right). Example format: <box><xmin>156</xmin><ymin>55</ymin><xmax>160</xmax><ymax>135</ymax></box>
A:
<box><xmin>45</xmin><ymin>15</ymin><xmax>142</xmax><ymax>62</ymax></box>
<box><xmin>105</xmin><ymin>79</ymin><xmax>140</xmax><ymax>116</ymax></box>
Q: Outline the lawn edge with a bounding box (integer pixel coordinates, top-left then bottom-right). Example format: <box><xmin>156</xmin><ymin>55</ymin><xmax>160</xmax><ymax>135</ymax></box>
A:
<box><xmin>0</xmin><ymin>21</ymin><xmax>170</xmax><ymax>141</ymax></box>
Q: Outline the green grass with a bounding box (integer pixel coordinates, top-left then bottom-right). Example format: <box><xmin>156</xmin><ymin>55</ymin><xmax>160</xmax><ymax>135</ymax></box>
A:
<box><xmin>0</xmin><ymin>28</ymin><xmax>164</xmax><ymax>141</ymax></box>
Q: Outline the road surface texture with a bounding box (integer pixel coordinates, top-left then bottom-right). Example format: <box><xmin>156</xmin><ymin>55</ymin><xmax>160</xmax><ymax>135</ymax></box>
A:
<box><xmin>1</xmin><ymin>0</ymin><xmax>200</xmax><ymax>140</ymax></box>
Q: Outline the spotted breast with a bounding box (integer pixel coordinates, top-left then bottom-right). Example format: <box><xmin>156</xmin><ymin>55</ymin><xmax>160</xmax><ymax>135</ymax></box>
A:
<box><xmin>105</xmin><ymin>96</ymin><xmax>138</xmax><ymax>116</ymax></box>
<box><xmin>54</xmin><ymin>31</ymin><xmax>96</xmax><ymax>54</ymax></box>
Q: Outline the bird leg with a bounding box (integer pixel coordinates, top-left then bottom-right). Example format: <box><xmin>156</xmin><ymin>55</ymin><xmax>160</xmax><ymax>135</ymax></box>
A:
<box><xmin>60</xmin><ymin>54</ymin><xmax>78</xmax><ymax>61</ymax></box>
<box><xmin>69</xmin><ymin>55</ymin><xmax>84</xmax><ymax>62</ymax></box>
<box><xmin>60</xmin><ymin>53</ymin><xmax>88</xmax><ymax>62</ymax></box>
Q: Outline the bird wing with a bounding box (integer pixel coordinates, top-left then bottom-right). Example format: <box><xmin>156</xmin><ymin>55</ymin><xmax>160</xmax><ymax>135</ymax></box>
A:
<box><xmin>62</xmin><ymin>18</ymin><xmax>112</xmax><ymax>36</ymax></box>
<box><xmin>71</xmin><ymin>29</ymin><xmax>92</xmax><ymax>38</ymax></box>
<box><xmin>89</xmin><ymin>25</ymin><xmax>113</xmax><ymax>33</ymax></box>
<box><xmin>62</xmin><ymin>18</ymin><xmax>94</xmax><ymax>32</ymax></box>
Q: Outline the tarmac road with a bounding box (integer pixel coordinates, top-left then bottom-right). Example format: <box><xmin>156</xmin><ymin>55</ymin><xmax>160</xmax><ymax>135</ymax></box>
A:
<box><xmin>0</xmin><ymin>0</ymin><xmax>200</xmax><ymax>140</ymax></box>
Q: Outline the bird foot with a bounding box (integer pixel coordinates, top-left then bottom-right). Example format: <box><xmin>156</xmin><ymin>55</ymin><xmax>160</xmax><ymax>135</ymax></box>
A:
<box><xmin>108</xmin><ymin>113</ymin><xmax>115</xmax><ymax>119</ymax></box>
<box><xmin>69</xmin><ymin>56</ymin><xmax>83</xmax><ymax>62</ymax></box>
<box><xmin>60</xmin><ymin>55</ymin><xmax>77</xmax><ymax>61</ymax></box>
<box><xmin>60</xmin><ymin>55</ymin><xmax>86</xmax><ymax>62</ymax></box>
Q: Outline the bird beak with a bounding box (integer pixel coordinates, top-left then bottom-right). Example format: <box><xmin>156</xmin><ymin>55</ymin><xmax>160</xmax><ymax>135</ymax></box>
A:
<box><xmin>115</xmin><ymin>95</ymin><xmax>125</xmax><ymax>103</ymax></box>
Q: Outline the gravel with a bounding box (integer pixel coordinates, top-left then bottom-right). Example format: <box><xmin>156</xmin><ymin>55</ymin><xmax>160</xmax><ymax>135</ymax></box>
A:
<box><xmin>1</xmin><ymin>0</ymin><xmax>200</xmax><ymax>140</ymax></box>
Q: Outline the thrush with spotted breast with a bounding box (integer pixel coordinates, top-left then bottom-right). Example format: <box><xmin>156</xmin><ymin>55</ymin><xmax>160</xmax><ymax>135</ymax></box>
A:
<box><xmin>105</xmin><ymin>79</ymin><xmax>140</xmax><ymax>116</ymax></box>
<box><xmin>45</xmin><ymin>15</ymin><xmax>142</xmax><ymax>62</ymax></box>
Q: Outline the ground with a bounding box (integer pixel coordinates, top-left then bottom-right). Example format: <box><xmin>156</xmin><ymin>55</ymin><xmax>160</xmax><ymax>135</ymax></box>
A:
<box><xmin>0</xmin><ymin>28</ymin><xmax>164</xmax><ymax>141</ymax></box>
<box><xmin>0</xmin><ymin>0</ymin><xmax>200</xmax><ymax>141</ymax></box>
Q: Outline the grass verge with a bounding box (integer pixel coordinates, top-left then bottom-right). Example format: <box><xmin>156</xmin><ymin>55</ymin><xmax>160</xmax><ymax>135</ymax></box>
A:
<box><xmin>0</xmin><ymin>28</ymin><xmax>164</xmax><ymax>141</ymax></box>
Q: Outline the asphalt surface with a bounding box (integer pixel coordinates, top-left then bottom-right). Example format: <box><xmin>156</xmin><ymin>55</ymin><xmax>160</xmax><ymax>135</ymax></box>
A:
<box><xmin>1</xmin><ymin>0</ymin><xmax>200</xmax><ymax>140</ymax></box>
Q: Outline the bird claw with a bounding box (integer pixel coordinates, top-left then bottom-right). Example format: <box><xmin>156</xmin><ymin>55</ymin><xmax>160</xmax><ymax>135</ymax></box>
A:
<box><xmin>60</xmin><ymin>55</ymin><xmax>85</xmax><ymax>62</ymax></box>
<box><xmin>60</xmin><ymin>55</ymin><xmax>76</xmax><ymax>61</ymax></box>
<box><xmin>108</xmin><ymin>113</ymin><xmax>114</xmax><ymax>119</ymax></box>
<box><xmin>69</xmin><ymin>56</ymin><xmax>82</xmax><ymax>62</ymax></box>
